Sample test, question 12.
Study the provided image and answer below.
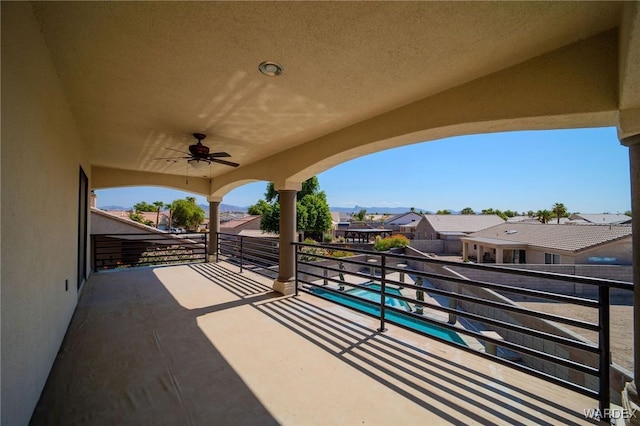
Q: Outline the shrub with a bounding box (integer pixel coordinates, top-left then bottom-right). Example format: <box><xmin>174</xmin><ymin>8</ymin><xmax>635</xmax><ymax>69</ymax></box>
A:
<box><xmin>328</xmin><ymin>250</ymin><xmax>354</xmax><ymax>258</ymax></box>
<box><xmin>373</xmin><ymin>234</ymin><xmax>410</xmax><ymax>251</ymax></box>
<box><xmin>299</xmin><ymin>239</ymin><xmax>328</xmax><ymax>261</ymax></box>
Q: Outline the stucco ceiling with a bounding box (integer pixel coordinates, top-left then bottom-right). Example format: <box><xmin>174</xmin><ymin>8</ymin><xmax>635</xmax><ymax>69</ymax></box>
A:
<box><xmin>31</xmin><ymin>1</ymin><xmax>627</xmax><ymax>181</ymax></box>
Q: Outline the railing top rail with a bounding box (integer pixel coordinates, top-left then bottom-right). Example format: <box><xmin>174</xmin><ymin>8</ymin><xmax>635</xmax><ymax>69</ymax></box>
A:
<box><xmin>217</xmin><ymin>232</ymin><xmax>278</xmax><ymax>239</ymax></box>
<box><xmin>292</xmin><ymin>241</ymin><xmax>633</xmax><ymax>290</ymax></box>
<box><xmin>93</xmin><ymin>232</ymin><xmax>205</xmax><ymax>236</ymax></box>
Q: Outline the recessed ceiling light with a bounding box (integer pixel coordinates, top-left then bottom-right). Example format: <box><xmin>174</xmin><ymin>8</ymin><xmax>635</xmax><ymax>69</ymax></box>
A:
<box><xmin>259</xmin><ymin>61</ymin><xmax>283</xmax><ymax>77</ymax></box>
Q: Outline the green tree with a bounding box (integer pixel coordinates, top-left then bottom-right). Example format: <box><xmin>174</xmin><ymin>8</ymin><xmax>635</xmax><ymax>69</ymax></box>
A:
<box><xmin>258</xmin><ymin>177</ymin><xmax>332</xmax><ymax>239</ymax></box>
<box><xmin>264</xmin><ymin>176</ymin><xmax>320</xmax><ymax>203</ymax></box>
<box><xmin>436</xmin><ymin>209</ymin><xmax>451</xmax><ymax>215</ymax></box>
<box><xmin>129</xmin><ymin>212</ymin><xmax>154</xmax><ymax>226</ymax></box>
<box><xmin>170</xmin><ymin>197</ymin><xmax>205</xmax><ymax>230</ymax></box>
<box><xmin>460</xmin><ymin>207</ymin><xmax>475</xmax><ymax>215</ymax></box>
<box><xmin>552</xmin><ymin>202</ymin><xmax>568</xmax><ymax>224</ymax></box>
<box><xmin>133</xmin><ymin>201</ymin><xmax>156</xmax><ymax>213</ymax></box>
<box><xmin>353</xmin><ymin>208</ymin><xmax>367</xmax><ymax>221</ymax></box>
<box><xmin>481</xmin><ymin>208</ymin><xmax>495</xmax><ymax>215</ymax></box>
<box><xmin>536</xmin><ymin>209</ymin><xmax>553</xmax><ymax>224</ymax></box>
<box><xmin>625</xmin><ymin>210</ymin><xmax>632</xmax><ymax>217</ymax></box>
<box><xmin>247</xmin><ymin>199</ymin><xmax>271</xmax><ymax>215</ymax></box>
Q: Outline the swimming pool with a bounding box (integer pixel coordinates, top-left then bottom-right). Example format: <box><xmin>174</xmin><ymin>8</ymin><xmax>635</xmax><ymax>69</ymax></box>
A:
<box><xmin>311</xmin><ymin>283</ymin><xmax>466</xmax><ymax>345</ymax></box>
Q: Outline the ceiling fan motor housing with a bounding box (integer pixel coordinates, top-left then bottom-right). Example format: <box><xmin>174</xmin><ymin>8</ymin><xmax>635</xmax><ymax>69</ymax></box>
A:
<box><xmin>189</xmin><ymin>133</ymin><xmax>209</xmax><ymax>157</ymax></box>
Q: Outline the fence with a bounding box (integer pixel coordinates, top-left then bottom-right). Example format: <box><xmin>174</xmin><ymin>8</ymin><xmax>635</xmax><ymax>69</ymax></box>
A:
<box><xmin>92</xmin><ymin>232</ymin><xmax>207</xmax><ymax>271</ymax></box>
<box><xmin>292</xmin><ymin>241</ymin><xmax>633</xmax><ymax>417</ymax></box>
<box><xmin>216</xmin><ymin>232</ymin><xmax>279</xmax><ymax>279</ymax></box>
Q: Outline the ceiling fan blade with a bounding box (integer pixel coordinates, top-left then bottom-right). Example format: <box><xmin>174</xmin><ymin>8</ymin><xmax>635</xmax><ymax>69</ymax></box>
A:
<box><xmin>211</xmin><ymin>158</ymin><xmax>239</xmax><ymax>167</ymax></box>
<box><xmin>208</xmin><ymin>152</ymin><xmax>231</xmax><ymax>158</ymax></box>
<box><xmin>153</xmin><ymin>155</ymin><xmax>190</xmax><ymax>160</ymax></box>
<box><xmin>165</xmin><ymin>147</ymin><xmax>191</xmax><ymax>155</ymax></box>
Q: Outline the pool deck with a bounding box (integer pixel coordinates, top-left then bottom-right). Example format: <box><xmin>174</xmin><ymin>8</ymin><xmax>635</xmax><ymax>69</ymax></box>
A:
<box><xmin>31</xmin><ymin>262</ymin><xmax>600</xmax><ymax>425</ymax></box>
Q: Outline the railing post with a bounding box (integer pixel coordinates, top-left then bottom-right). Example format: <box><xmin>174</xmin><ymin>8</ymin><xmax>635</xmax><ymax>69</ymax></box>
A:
<box><xmin>598</xmin><ymin>284</ymin><xmax>611</xmax><ymax>418</ymax></box>
<box><xmin>294</xmin><ymin>244</ymin><xmax>299</xmax><ymax>296</ymax></box>
<box><xmin>215</xmin><ymin>233</ymin><xmax>219</xmax><ymax>263</ymax></box>
<box><xmin>239</xmin><ymin>236</ymin><xmax>244</xmax><ymax>273</ymax></box>
<box><xmin>377</xmin><ymin>255</ymin><xmax>387</xmax><ymax>332</ymax></box>
<box><xmin>203</xmin><ymin>232</ymin><xmax>208</xmax><ymax>263</ymax></box>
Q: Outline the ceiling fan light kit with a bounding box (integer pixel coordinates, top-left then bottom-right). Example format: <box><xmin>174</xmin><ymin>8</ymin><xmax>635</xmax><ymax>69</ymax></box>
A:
<box><xmin>188</xmin><ymin>158</ymin><xmax>209</xmax><ymax>169</ymax></box>
<box><xmin>154</xmin><ymin>132</ymin><xmax>240</xmax><ymax>169</ymax></box>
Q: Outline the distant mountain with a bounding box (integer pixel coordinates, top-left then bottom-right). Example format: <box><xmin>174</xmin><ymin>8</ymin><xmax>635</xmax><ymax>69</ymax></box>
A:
<box><xmin>199</xmin><ymin>203</ymin><xmax>248</xmax><ymax>213</ymax></box>
<box><xmin>330</xmin><ymin>206</ymin><xmax>432</xmax><ymax>214</ymax></box>
<box><xmin>98</xmin><ymin>205</ymin><xmax>129</xmax><ymax>211</ymax></box>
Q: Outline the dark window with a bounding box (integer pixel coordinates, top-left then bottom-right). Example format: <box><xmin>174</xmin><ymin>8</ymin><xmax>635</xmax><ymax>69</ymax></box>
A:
<box><xmin>77</xmin><ymin>167</ymin><xmax>88</xmax><ymax>290</ymax></box>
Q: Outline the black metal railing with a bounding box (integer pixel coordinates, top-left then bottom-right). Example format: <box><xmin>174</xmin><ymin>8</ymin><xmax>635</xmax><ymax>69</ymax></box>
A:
<box><xmin>92</xmin><ymin>232</ymin><xmax>207</xmax><ymax>271</ymax></box>
<box><xmin>292</xmin><ymin>242</ymin><xmax>634</xmax><ymax>417</ymax></box>
<box><xmin>216</xmin><ymin>232</ymin><xmax>279</xmax><ymax>279</ymax></box>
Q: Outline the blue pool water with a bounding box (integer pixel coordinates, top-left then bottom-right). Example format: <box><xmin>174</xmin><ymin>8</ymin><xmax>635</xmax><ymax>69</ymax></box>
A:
<box><xmin>312</xmin><ymin>283</ymin><xmax>466</xmax><ymax>345</ymax></box>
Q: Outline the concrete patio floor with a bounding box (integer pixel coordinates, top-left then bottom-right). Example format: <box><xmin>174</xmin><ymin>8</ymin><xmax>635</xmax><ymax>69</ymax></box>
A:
<box><xmin>30</xmin><ymin>262</ymin><xmax>600</xmax><ymax>425</ymax></box>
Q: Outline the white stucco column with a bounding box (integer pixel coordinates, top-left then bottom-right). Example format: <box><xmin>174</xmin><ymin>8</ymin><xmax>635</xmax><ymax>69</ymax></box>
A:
<box><xmin>207</xmin><ymin>196</ymin><xmax>221</xmax><ymax>262</ymax></box>
<box><xmin>496</xmin><ymin>248</ymin><xmax>504</xmax><ymax>264</ymax></box>
<box><xmin>621</xmin><ymin>134</ymin><xmax>640</xmax><ymax>404</ymax></box>
<box><xmin>477</xmin><ymin>245</ymin><xmax>484</xmax><ymax>263</ymax></box>
<box><xmin>462</xmin><ymin>242</ymin><xmax>468</xmax><ymax>261</ymax></box>
<box><xmin>273</xmin><ymin>189</ymin><xmax>298</xmax><ymax>295</ymax></box>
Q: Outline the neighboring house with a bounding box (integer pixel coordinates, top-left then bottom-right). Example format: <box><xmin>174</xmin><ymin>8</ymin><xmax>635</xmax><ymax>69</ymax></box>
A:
<box><xmin>101</xmin><ymin>209</ymin><xmax>170</xmax><ymax>229</ymax></box>
<box><xmin>330</xmin><ymin>211</ymin><xmax>342</xmax><ymax>225</ymax></box>
<box><xmin>461</xmin><ymin>222</ymin><xmax>632</xmax><ymax>265</ymax></box>
<box><xmin>382</xmin><ymin>212</ymin><xmax>423</xmax><ymax>239</ymax></box>
<box><xmin>398</xmin><ymin>221</ymin><xmax>420</xmax><ymax>239</ymax></box>
<box><xmin>219</xmin><ymin>215</ymin><xmax>266</xmax><ymax>236</ymax></box>
<box><xmin>92</xmin><ymin>208</ymin><xmax>165</xmax><ymax>235</ymax></box>
<box><xmin>91</xmin><ymin>208</ymin><xmax>193</xmax><ymax>270</ymax></box>
<box><xmin>415</xmin><ymin>214</ymin><xmax>506</xmax><ymax>240</ymax></box>
<box><xmin>384</xmin><ymin>212</ymin><xmax>423</xmax><ymax>228</ymax></box>
<box><xmin>506</xmin><ymin>215</ymin><xmax>540</xmax><ymax>223</ymax></box>
<box><xmin>567</xmin><ymin>213</ymin><xmax>632</xmax><ymax>225</ymax></box>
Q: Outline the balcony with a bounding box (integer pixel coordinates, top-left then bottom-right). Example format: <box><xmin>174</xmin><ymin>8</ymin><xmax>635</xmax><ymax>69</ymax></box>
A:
<box><xmin>31</xmin><ymin>256</ymin><xmax>625</xmax><ymax>424</ymax></box>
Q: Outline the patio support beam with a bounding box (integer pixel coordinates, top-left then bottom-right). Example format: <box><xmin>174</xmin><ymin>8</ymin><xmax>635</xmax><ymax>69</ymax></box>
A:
<box><xmin>620</xmin><ymin>133</ymin><xmax>640</xmax><ymax>416</ymax></box>
<box><xmin>208</xmin><ymin>196</ymin><xmax>221</xmax><ymax>262</ymax></box>
<box><xmin>273</xmin><ymin>189</ymin><xmax>298</xmax><ymax>295</ymax></box>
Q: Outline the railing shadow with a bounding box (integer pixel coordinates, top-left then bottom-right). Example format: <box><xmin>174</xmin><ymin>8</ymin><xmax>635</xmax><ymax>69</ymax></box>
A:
<box><xmin>191</xmin><ymin>263</ymin><xmax>598</xmax><ymax>425</ymax></box>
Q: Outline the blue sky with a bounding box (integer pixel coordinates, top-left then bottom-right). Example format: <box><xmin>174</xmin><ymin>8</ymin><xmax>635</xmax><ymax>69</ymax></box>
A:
<box><xmin>95</xmin><ymin>127</ymin><xmax>631</xmax><ymax>214</ymax></box>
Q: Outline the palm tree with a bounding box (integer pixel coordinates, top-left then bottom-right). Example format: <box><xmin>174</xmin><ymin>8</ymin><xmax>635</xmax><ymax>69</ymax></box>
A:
<box><xmin>552</xmin><ymin>202</ymin><xmax>567</xmax><ymax>224</ymax></box>
<box><xmin>536</xmin><ymin>209</ymin><xmax>553</xmax><ymax>224</ymax></box>
<box><xmin>153</xmin><ymin>201</ymin><xmax>164</xmax><ymax>228</ymax></box>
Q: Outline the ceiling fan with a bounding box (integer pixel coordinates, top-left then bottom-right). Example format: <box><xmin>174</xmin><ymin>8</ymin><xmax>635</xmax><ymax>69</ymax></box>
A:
<box><xmin>155</xmin><ymin>133</ymin><xmax>239</xmax><ymax>169</ymax></box>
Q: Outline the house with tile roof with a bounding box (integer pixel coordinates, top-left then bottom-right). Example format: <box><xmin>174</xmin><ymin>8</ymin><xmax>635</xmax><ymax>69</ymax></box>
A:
<box><xmin>384</xmin><ymin>212</ymin><xmax>423</xmax><ymax>227</ymax></box>
<box><xmin>460</xmin><ymin>222</ymin><xmax>632</xmax><ymax>265</ymax></box>
<box><xmin>415</xmin><ymin>214</ymin><xmax>505</xmax><ymax>241</ymax></box>
<box><xmin>219</xmin><ymin>215</ymin><xmax>278</xmax><ymax>238</ymax></box>
<box><xmin>567</xmin><ymin>213</ymin><xmax>632</xmax><ymax>225</ymax></box>
<box><xmin>100</xmin><ymin>209</ymin><xmax>171</xmax><ymax>230</ymax></box>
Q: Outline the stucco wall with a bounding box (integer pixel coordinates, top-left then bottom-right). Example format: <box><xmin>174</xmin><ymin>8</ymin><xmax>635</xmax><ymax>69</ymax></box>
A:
<box><xmin>415</xmin><ymin>220</ymin><xmax>437</xmax><ymax>240</ymax></box>
<box><xmin>1</xmin><ymin>3</ymin><xmax>90</xmax><ymax>425</ymax></box>
<box><xmin>575</xmin><ymin>239</ymin><xmax>633</xmax><ymax>265</ymax></box>
<box><xmin>91</xmin><ymin>210</ymin><xmax>159</xmax><ymax>235</ymax></box>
